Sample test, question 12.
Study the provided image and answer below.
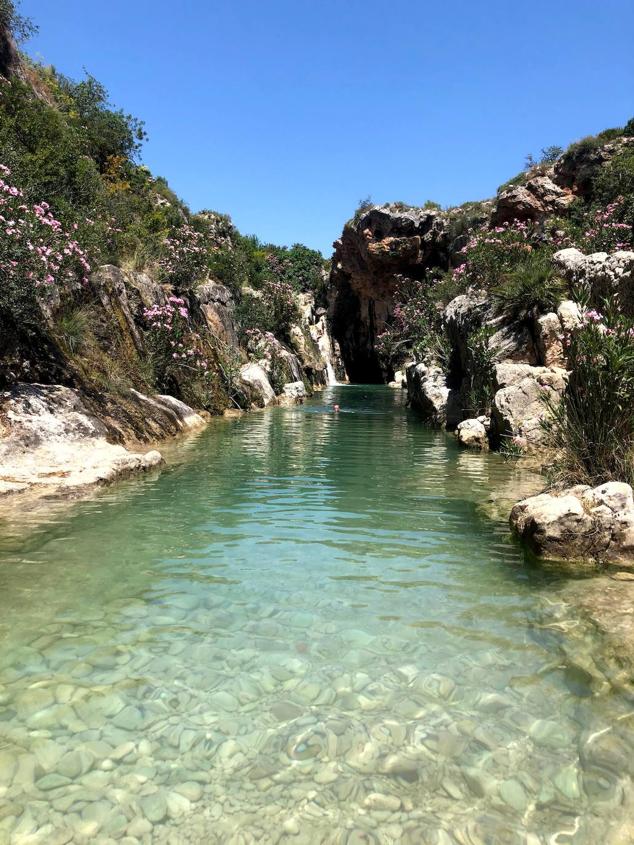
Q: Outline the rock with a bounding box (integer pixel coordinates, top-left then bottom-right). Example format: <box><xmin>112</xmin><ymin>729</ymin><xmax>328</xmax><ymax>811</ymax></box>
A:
<box><xmin>112</xmin><ymin>705</ymin><xmax>145</xmax><ymax>731</ymax></box>
<box><xmin>388</xmin><ymin>370</ymin><xmax>406</xmax><ymax>389</ymax></box>
<box><xmin>554</xmin><ymin>136</ymin><xmax>634</xmax><ymax>198</ymax></box>
<box><xmin>489</xmin><ymin>321</ymin><xmax>537</xmax><ymax>364</ymax></box>
<box><xmin>536</xmin><ymin>312</ymin><xmax>565</xmax><ymax>367</ymax></box>
<box><xmin>554</xmin><ymin>248</ymin><xmax>634</xmax><ymax>316</ymax></box>
<box><xmin>195</xmin><ymin>282</ymin><xmax>239</xmax><ymax>347</ymax></box>
<box><xmin>490</xmin><ymin>363</ymin><xmax>567</xmax><ymax>447</ymax></box>
<box><xmin>330</xmin><ymin>204</ymin><xmax>450</xmax><ymax>380</ymax></box>
<box><xmin>174</xmin><ymin>782</ymin><xmax>203</xmax><ymax>802</ymax></box>
<box><xmin>406</xmin><ymin>363</ymin><xmax>460</xmax><ymax>428</ymax></box>
<box><xmin>139</xmin><ymin>792</ymin><xmax>168</xmax><ymax>824</ymax></box>
<box><xmin>278</xmin><ymin>381</ymin><xmax>307</xmax><ymax>407</ymax></box>
<box><xmin>455</xmin><ymin>418</ymin><xmax>489</xmax><ymax>450</ymax></box>
<box><xmin>0</xmin><ymin>384</ymin><xmax>208</xmax><ymax>501</ymax></box>
<box><xmin>492</xmin><ymin>175</ymin><xmax>574</xmax><ymax>226</ymax></box>
<box><xmin>36</xmin><ymin>773</ymin><xmax>72</xmax><ymax>791</ymax></box>
<box><xmin>557</xmin><ymin>299</ymin><xmax>582</xmax><ymax>333</ymax></box>
<box><xmin>510</xmin><ymin>482</ymin><xmax>634</xmax><ymax>564</ymax></box>
<box><xmin>238</xmin><ymin>363</ymin><xmax>276</xmax><ymax>408</ymax></box>
<box><xmin>364</xmin><ymin>792</ymin><xmax>402</xmax><ymax>812</ymax></box>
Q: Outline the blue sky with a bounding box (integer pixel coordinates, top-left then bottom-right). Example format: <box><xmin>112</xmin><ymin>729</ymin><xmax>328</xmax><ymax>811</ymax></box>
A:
<box><xmin>21</xmin><ymin>0</ymin><xmax>634</xmax><ymax>255</ymax></box>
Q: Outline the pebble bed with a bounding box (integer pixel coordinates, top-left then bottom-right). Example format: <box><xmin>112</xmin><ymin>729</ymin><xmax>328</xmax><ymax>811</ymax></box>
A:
<box><xmin>1</xmin><ymin>386</ymin><xmax>633</xmax><ymax>844</ymax></box>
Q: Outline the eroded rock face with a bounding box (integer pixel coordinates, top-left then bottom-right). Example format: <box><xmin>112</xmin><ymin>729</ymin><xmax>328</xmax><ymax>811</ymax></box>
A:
<box><xmin>277</xmin><ymin>381</ymin><xmax>307</xmax><ymax>407</ymax></box>
<box><xmin>238</xmin><ymin>363</ymin><xmax>276</xmax><ymax>408</ymax></box>
<box><xmin>492</xmin><ymin>176</ymin><xmax>574</xmax><ymax>226</ymax></box>
<box><xmin>195</xmin><ymin>282</ymin><xmax>239</xmax><ymax>347</ymax></box>
<box><xmin>554</xmin><ymin>248</ymin><xmax>634</xmax><ymax>315</ymax></box>
<box><xmin>490</xmin><ymin>363</ymin><xmax>567</xmax><ymax>448</ymax></box>
<box><xmin>511</xmin><ymin>482</ymin><xmax>634</xmax><ymax>564</ymax></box>
<box><xmin>406</xmin><ymin>363</ymin><xmax>461</xmax><ymax>428</ymax></box>
<box><xmin>330</xmin><ymin>205</ymin><xmax>450</xmax><ymax>381</ymax></box>
<box><xmin>554</xmin><ymin>137</ymin><xmax>634</xmax><ymax>198</ymax></box>
<box><xmin>0</xmin><ymin>384</ymin><xmax>205</xmax><ymax>500</ymax></box>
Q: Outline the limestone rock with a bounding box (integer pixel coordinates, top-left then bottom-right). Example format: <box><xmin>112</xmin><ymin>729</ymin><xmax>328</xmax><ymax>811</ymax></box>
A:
<box><xmin>406</xmin><ymin>363</ymin><xmax>460</xmax><ymax>428</ymax></box>
<box><xmin>511</xmin><ymin>482</ymin><xmax>634</xmax><ymax>564</ymax></box>
<box><xmin>492</xmin><ymin>176</ymin><xmax>574</xmax><ymax>226</ymax></box>
<box><xmin>329</xmin><ymin>204</ymin><xmax>450</xmax><ymax>380</ymax></box>
<box><xmin>536</xmin><ymin>312</ymin><xmax>565</xmax><ymax>367</ymax></box>
<box><xmin>195</xmin><ymin>282</ymin><xmax>239</xmax><ymax>347</ymax></box>
<box><xmin>455</xmin><ymin>418</ymin><xmax>489</xmax><ymax>450</ymax></box>
<box><xmin>388</xmin><ymin>370</ymin><xmax>406</xmax><ymax>389</ymax></box>
<box><xmin>278</xmin><ymin>381</ymin><xmax>307</xmax><ymax>407</ymax></box>
<box><xmin>239</xmin><ymin>363</ymin><xmax>276</xmax><ymax>408</ymax></box>
<box><xmin>491</xmin><ymin>364</ymin><xmax>567</xmax><ymax>447</ymax></box>
<box><xmin>0</xmin><ymin>383</ymin><xmax>206</xmax><ymax>500</ymax></box>
<box><xmin>554</xmin><ymin>248</ymin><xmax>634</xmax><ymax>316</ymax></box>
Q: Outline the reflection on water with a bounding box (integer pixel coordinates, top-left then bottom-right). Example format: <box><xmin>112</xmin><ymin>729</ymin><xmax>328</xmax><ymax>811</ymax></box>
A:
<box><xmin>0</xmin><ymin>386</ymin><xmax>632</xmax><ymax>844</ymax></box>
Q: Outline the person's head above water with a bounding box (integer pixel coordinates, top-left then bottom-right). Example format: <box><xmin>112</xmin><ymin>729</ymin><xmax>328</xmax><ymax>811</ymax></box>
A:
<box><xmin>333</xmin><ymin>404</ymin><xmax>340</xmax><ymax>412</ymax></box>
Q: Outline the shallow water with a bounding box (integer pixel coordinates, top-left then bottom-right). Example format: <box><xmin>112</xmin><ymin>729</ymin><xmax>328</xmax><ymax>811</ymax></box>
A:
<box><xmin>0</xmin><ymin>385</ymin><xmax>633</xmax><ymax>844</ymax></box>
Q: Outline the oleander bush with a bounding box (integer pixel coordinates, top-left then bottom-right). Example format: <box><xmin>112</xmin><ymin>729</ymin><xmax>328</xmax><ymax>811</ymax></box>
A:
<box><xmin>544</xmin><ymin>302</ymin><xmax>634</xmax><ymax>487</ymax></box>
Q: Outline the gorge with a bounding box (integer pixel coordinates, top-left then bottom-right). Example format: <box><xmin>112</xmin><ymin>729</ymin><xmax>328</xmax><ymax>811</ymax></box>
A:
<box><xmin>2</xmin><ymin>4</ymin><xmax>634</xmax><ymax>844</ymax></box>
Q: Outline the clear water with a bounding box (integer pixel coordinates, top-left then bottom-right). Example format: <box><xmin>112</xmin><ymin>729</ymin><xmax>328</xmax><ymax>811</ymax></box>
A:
<box><xmin>0</xmin><ymin>385</ymin><xmax>633</xmax><ymax>844</ymax></box>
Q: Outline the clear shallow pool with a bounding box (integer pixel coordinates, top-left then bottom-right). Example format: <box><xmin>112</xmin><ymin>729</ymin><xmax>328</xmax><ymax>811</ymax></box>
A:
<box><xmin>0</xmin><ymin>385</ymin><xmax>633</xmax><ymax>844</ymax></box>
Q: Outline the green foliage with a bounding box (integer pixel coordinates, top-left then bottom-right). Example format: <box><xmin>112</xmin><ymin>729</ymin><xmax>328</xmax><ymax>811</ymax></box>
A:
<box><xmin>544</xmin><ymin>303</ymin><xmax>634</xmax><ymax>487</ymax></box>
<box><xmin>624</xmin><ymin>118</ymin><xmax>634</xmax><ymax>137</ymax></box>
<box><xmin>540</xmin><ymin>145</ymin><xmax>563</xmax><ymax>164</ymax></box>
<box><xmin>463</xmin><ymin>325</ymin><xmax>496</xmax><ymax>416</ymax></box>
<box><xmin>492</xmin><ymin>251</ymin><xmax>567</xmax><ymax>321</ymax></box>
<box><xmin>353</xmin><ymin>195</ymin><xmax>373</xmax><ymax>223</ymax></box>
<box><xmin>0</xmin><ymin>0</ymin><xmax>36</xmax><ymax>41</ymax></box>
<box><xmin>54</xmin><ymin>306</ymin><xmax>91</xmax><ymax>354</ymax></box>
<box><xmin>237</xmin><ymin>279</ymin><xmax>299</xmax><ymax>343</ymax></box>
<box><xmin>376</xmin><ymin>276</ymin><xmax>449</xmax><ymax>370</ymax></box>
<box><xmin>496</xmin><ymin>171</ymin><xmax>527</xmax><ymax>195</ymax></box>
<box><xmin>423</xmin><ymin>199</ymin><xmax>442</xmax><ymax>211</ymax></box>
<box><xmin>56</xmin><ymin>73</ymin><xmax>147</xmax><ymax>168</ymax></box>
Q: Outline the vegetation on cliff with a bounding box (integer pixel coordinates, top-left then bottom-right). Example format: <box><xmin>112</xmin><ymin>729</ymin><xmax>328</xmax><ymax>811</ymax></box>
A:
<box><xmin>0</xmin><ymin>7</ymin><xmax>328</xmax><ymax>416</ymax></box>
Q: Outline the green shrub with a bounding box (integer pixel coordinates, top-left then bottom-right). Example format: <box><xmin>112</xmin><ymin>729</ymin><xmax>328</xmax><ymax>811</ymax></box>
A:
<box><xmin>54</xmin><ymin>306</ymin><xmax>92</xmax><ymax>354</ymax></box>
<box><xmin>492</xmin><ymin>251</ymin><xmax>567</xmax><ymax>321</ymax></box>
<box><xmin>463</xmin><ymin>325</ymin><xmax>496</xmax><ymax>416</ymax></box>
<box><xmin>543</xmin><ymin>303</ymin><xmax>634</xmax><ymax>486</ymax></box>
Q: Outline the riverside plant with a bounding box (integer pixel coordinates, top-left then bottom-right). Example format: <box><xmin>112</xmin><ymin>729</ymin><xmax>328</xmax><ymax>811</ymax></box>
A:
<box><xmin>376</xmin><ymin>276</ymin><xmax>449</xmax><ymax>370</ymax></box>
<box><xmin>143</xmin><ymin>297</ymin><xmax>212</xmax><ymax>390</ymax></box>
<box><xmin>158</xmin><ymin>223</ymin><xmax>208</xmax><ymax>287</ymax></box>
<box><xmin>543</xmin><ymin>301</ymin><xmax>634</xmax><ymax>487</ymax></box>
<box><xmin>580</xmin><ymin>197</ymin><xmax>634</xmax><ymax>253</ymax></box>
<box><xmin>0</xmin><ymin>164</ymin><xmax>91</xmax><ymax>322</ymax></box>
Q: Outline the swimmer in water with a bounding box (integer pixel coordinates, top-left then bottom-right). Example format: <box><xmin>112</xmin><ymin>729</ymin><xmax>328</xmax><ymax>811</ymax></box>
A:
<box><xmin>333</xmin><ymin>404</ymin><xmax>340</xmax><ymax>412</ymax></box>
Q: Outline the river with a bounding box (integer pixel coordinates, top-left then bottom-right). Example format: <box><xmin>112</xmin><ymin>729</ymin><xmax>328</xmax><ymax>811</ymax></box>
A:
<box><xmin>0</xmin><ymin>385</ymin><xmax>632</xmax><ymax>844</ymax></box>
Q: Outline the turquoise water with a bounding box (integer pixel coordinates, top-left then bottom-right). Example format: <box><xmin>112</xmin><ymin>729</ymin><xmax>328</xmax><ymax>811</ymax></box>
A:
<box><xmin>0</xmin><ymin>385</ymin><xmax>633</xmax><ymax>844</ymax></box>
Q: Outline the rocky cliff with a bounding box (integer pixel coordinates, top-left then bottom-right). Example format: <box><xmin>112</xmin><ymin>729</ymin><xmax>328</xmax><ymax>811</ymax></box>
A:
<box><xmin>329</xmin><ymin>205</ymin><xmax>450</xmax><ymax>381</ymax></box>
<box><xmin>328</xmin><ymin>126</ymin><xmax>634</xmax><ymax>564</ymax></box>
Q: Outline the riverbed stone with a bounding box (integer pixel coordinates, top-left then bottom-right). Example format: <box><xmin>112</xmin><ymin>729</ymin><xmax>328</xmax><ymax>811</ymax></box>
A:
<box><xmin>511</xmin><ymin>482</ymin><xmax>634</xmax><ymax>564</ymax></box>
<box><xmin>140</xmin><ymin>791</ymin><xmax>168</xmax><ymax>823</ymax></box>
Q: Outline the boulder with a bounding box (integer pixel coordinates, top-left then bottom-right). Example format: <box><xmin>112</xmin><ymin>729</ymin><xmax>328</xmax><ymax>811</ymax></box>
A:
<box><xmin>406</xmin><ymin>363</ymin><xmax>460</xmax><ymax>427</ymax></box>
<box><xmin>277</xmin><ymin>381</ymin><xmax>307</xmax><ymax>407</ymax></box>
<box><xmin>0</xmin><ymin>384</ymin><xmax>202</xmax><ymax>499</ymax></box>
<box><xmin>490</xmin><ymin>364</ymin><xmax>567</xmax><ymax>447</ymax></box>
<box><xmin>511</xmin><ymin>482</ymin><xmax>634</xmax><ymax>564</ymax></box>
<box><xmin>557</xmin><ymin>299</ymin><xmax>582</xmax><ymax>333</ymax></box>
<box><xmin>492</xmin><ymin>176</ymin><xmax>573</xmax><ymax>226</ymax></box>
<box><xmin>455</xmin><ymin>418</ymin><xmax>489</xmax><ymax>450</ymax></box>
<box><xmin>388</xmin><ymin>370</ymin><xmax>406</xmax><ymax>389</ymax></box>
<box><xmin>238</xmin><ymin>363</ymin><xmax>276</xmax><ymax>408</ymax></box>
<box><xmin>554</xmin><ymin>249</ymin><xmax>634</xmax><ymax>316</ymax></box>
<box><xmin>535</xmin><ymin>312</ymin><xmax>565</xmax><ymax>367</ymax></box>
